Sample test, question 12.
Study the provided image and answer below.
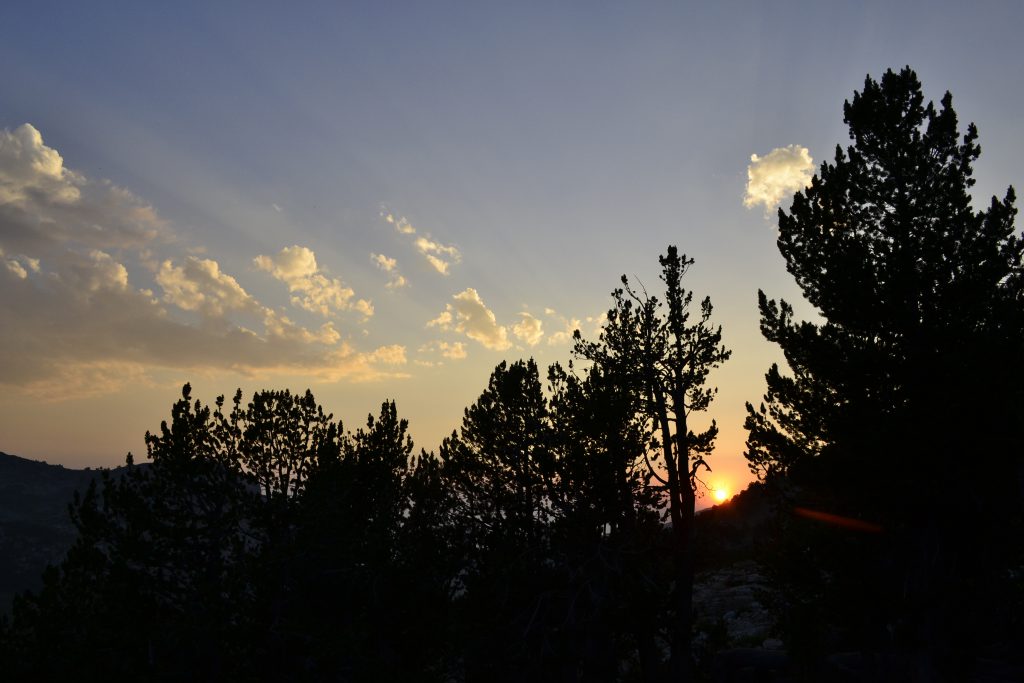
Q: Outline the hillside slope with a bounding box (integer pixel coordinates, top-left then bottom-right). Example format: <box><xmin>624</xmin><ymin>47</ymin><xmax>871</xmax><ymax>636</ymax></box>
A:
<box><xmin>0</xmin><ymin>452</ymin><xmax>101</xmax><ymax>614</ymax></box>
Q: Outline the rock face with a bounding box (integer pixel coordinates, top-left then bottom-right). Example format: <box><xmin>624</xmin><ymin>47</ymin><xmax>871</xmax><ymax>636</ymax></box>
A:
<box><xmin>691</xmin><ymin>560</ymin><xmax>789</xmax><ymax>681</ymax></box>
<box><xmin>0</xmin><ymin>452</ymin><xmax>99</xmax><ymax>614</ymax></box>
<box><xmin>693</xmin><ymin>560</ymin><xmax>777</xmax><ymax>647</ymax></box>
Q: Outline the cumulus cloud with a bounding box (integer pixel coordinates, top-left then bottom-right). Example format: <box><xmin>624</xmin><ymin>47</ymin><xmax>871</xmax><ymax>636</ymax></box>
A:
<box><xmin>157</xmin><ymin>256</ymin><xmax>257</xmax><ymax>317</ymax></box>
<box><xmin>0</xmin><ymin>123</ymin><xmax>82</xmax><ymax>204</ymax></box>
<box><xmin>254</xmin><ymin>245</ymin><xmax>373</xmax><ymax>318</ymax></box>
<box><xmin>1</xmin><ymin>247</ymin><xmax>39</xmax><ymax>280</ymax></box>
<box><xmin>0</xmin><ymin>125</ymin><xmax>408</xmax><ymax>396</ymax></box>
<box><xmin>371</xmin><ymin>252</ymin><xmax>407</xmax><ymax>289</ymax></box>
<box><xmin>743</xmin><ymin>144</ymin><xmax>814</xmax><ymax>211</ymax></box>
<box><xmin>0</xmin><ymin>128</ymin><xmax>163</xmax><ymax>259</ymax></box>
<box><xmin>429</xmin><ymin>288</ymin><xmax>510</xmax><ymax>351</ymax></box>
<box><xmin>512</xmin><ymin>312</ymin><xmax>544</xmax><ymax>347</ymax></box>
<box><xmin>381</xmin><ymin>211</ymin><xmax>461</xmax><ymax>275</ymax></box>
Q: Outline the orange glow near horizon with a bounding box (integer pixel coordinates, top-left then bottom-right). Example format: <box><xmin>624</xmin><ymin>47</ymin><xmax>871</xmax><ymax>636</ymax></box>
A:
<box><xmin>713</xmin><ymin>487</ymin><xmax>729</xmax><ymax>503</ymax></box>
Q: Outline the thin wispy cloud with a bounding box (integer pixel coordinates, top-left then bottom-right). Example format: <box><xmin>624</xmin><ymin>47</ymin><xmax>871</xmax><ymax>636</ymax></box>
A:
<box><xmin>543</xmin><ymin>308</ymin><xmax>605</xmax><ymax>347</ymax></box>
<box><xmin>743</xmin><ymin>144</ymin><xmax>814</xmax><ymax>212</ymax></box>
<box><xmin>384</xmin><ymin>213</ymin><xmax>417</xmax><ymax>235</ymax></box>
<box><xmin>381</xmin><ymin>211</ymin><xmax>462</xmax><ymax>275</ymax></box>
<box><xmin>418</xmin><ymin>340</ymin><xmax>468</xmax><ymax>363</ymax></box>
<box><xmin>371</xmin><ymin>252</ymin><xmax>407</xmax><ymax>289</ymax></box>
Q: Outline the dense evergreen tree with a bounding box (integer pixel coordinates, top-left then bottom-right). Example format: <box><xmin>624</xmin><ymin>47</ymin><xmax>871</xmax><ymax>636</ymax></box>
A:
<box><xmin>547</xmin><ymin>361</ymin><xmax>669</xmax><ymax>682</ymax></box>
<box><xmin>744</xmin><ymin>67</ymin><xmax>1023</xmax><ymax>676</ymax></box>
<box><xmin>439</xmin><ymin>359</ymin><xmax>564</xmax><ymax>680</ymax></box>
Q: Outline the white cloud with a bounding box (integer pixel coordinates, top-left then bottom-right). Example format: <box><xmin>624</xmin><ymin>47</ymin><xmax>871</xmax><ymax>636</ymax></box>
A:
<box><xmin>316</xmin><ymin>343</ymin><xmax>409</xmax><ymax>383</ymax></box>
<box><xmin>414</xmin><ymin>236</ymin><xmax>461</xmax><ymax>275</ymax></box>
<box><xmin>3</xmin><ymin>258</ymin><xmax>27</xmax><ymax>279</ymax></box>
<box><xmin>254</xmin><ymin>244</ymin><xmax>318</xmax><ymax>282</ymax></box>
<box><xmin>76</xmin><ymin>250</ymin><xmax>129</xmax><ymax>292</ymax></box>
<box><xmin>547</xmin><ymin>321</ymin><xmax>580</xmax><ymax>347</ymax></box>
<box><xmin>372</xmin><ymin>252</ymin><xmax>407</xmax><ymax>289</ymax></box>
<box><xmin>261</xmin><ymin>308</ymin><xmax>341</xmax><ymax>345</ymax></box>
<box><xmin>439</xmin><ymin>341</ymin><xmax>467</xmax><ymax>359</ymax></box>
<box><xmin>372</xmin><ymin>253</ymin><xmax>397</xmax><ymax>272</ymax></box>
<box><xmin>20</xmin><ymin>360</ymin><xmax>152</xmax><ymax>402</ymax></box>
<box><xmin>254</xmin><ymin>245</ymin><xmax>373</xmax><ymax>318</ymax></box>
<box><xmin>429</xmin><ymin>288</ymin><xmax>510</xmax><ymax>351</ymax></box>
<box><xmin>0</xmin><ymin>247</ymin><xmax>38</xmax><ymax>280</ymax></box>
<box><xmin>384</xmin><ymin>212</ymin><xmax>416</xmax><ymax>235</ymax></box>
<box><xmin>416</xmin><ymin>340</ymin><xmax>468</xmax><ymax>366</ymax></box>
<box><xmin>157</xmin><ymin>256</ymin><xmax>257</xmax><ymax>317</ymax></box>
<box><xmin>427</xmin><ymin>309</ymin><xmax>453</xmax><ymax>328</ymax></box>
<box><xmin>512</xmin><ymin>312</ymin><xmax>544</xmax><ymax>346</ymax></box>
<box><xmin>544</xmin><ymin>311</ymin><xmax>598</xmax><ymax>350</ymax></box>
<box><xmin>0</xmin><ymin>252</ymin><xmax>406</xmax><ymax>395</ymax></box>
<box><xmin>0</xmin><ymin>125</ymin><xmax>163</xmax><ymax>259</ymax></box>
<box><xmin>744</xmin><ymin>144</ymin><xmax>814</xmax><ymax>211</ymax></box>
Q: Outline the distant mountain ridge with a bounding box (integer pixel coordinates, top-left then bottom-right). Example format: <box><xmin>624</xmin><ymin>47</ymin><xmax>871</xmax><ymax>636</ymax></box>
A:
<box><xmin>0</xmin><ymin>451</ymin><xmax>109</xmax><ymax>614</ymax></box>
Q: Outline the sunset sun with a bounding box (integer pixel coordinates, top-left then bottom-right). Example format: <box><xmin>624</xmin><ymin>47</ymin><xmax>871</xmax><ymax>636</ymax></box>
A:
<box><xmin>713</xmin><ymin>487</ymin><xmax>729</xmax><ymax>503</ymax></box>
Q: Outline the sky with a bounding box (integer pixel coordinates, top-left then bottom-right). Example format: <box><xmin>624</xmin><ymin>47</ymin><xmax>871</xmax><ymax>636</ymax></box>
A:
<box><xmin>1</xmin><ymin>1</ymin><xmax>1022</xmax><ymax>504</ymax></box>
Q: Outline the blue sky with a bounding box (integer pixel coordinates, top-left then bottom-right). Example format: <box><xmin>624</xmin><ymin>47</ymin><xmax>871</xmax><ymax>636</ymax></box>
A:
<box><xmin>1</xmin><ymin>1</ymin><xmax>1021</xmax><ymax>501</ymax></box>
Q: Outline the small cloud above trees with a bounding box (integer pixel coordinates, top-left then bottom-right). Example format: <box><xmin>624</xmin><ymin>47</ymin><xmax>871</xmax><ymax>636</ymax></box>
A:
<box><xmin>743</xmin><ymin>144</ymin><xmax>814</xmax><ymax>212</ymax></box>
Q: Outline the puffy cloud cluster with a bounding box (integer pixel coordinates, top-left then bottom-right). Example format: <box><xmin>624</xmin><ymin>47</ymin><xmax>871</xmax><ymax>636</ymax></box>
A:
<box><xmin>254</xmin><ymin>245</ymin><xmax>373</xmax><ymax>318</ymax></box>
<box><xmin>371</xmin><ymin>252</ymin><xmax>407</xmax><ymax>289</ymax></box>
<box><xmin>429</xmin><ymin>288</ymin><xmax>511</xmax><ymax>351</ymax></box>
<box><xmin>383</xmin><ymin>212</ymin><xmax>461</xmax><ymax>275</ymax></box>
<box><xmin>512</xmin><ymin>312</ymin><xmax>544</xmax><ymax>347</ymax></box>
<box><xmin>424</xmin><ymin>302</ymin><xmax>598</xmax><ymax>354</ymax></box>
<box><xmin>0</xmin><ymin>124</ymin><xmax>407</xmax><ymax>398</ymax></box>
<box><xmin>743</xmin><ymin>145</ymin><xmax>814</xmax><ymax>211</ymax></box>
<box><xmin>157</xmin><ymin>256</ymin><xmax>257</xmax><ymax>317</ymax></box>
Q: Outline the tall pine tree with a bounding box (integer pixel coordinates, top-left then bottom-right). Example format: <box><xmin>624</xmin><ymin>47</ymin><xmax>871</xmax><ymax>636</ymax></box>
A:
<box><xmin>745</xmin><ymin>67</ymin><xmax>1023</xmax><ymax>676</ymax></box>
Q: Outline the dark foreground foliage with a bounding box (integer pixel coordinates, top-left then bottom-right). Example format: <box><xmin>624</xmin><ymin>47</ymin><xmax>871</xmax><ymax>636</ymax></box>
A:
<box><xmin>1</xmin><ymin>246</ymin><xmax>726</xmax><ymax>683</ymax></box>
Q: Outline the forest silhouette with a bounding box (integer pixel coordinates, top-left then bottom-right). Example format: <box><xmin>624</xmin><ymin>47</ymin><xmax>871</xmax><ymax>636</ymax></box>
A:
<box><xmin>1</xmin><ymin>68</ymin><xmax>1021</xmax><ymax>682</ymax></box>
